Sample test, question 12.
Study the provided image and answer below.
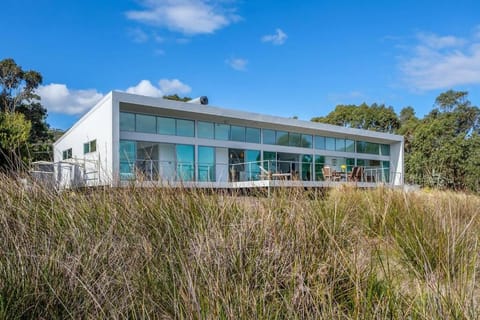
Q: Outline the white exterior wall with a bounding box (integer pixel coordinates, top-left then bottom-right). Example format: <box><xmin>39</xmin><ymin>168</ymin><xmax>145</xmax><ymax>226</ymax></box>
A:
<box><xmin>390</xmin><ymin>141</ymin><xmax>404</xmax><ymax>186</ymax></box>
<box><xmin>53</xmin><ymin>93</ymin><xmax>114</xmax><ymax>187</ymax></box>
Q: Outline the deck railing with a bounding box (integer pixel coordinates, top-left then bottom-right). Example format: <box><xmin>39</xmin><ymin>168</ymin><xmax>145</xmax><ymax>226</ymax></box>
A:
<box><xmin>122</xmin><ymin>159</ymin><xmax>401</xmax><ymax>185</ymax></box>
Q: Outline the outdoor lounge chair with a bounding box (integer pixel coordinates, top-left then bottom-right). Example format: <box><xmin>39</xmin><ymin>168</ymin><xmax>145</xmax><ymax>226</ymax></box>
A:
<box><xmin>348</xmin><ymin>166</ymin><xmax>359</xmax><ymax>182</ymax></box>
<box><xmin>322</xmin><ymin>166</ymin><xmax>340</xmax><ymax>181</ymax></box>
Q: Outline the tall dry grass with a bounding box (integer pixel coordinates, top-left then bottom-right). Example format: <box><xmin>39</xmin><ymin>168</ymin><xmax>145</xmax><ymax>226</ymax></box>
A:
<box><xmin>0</xmin><ymin>177</ymin><xmax>479</xmax><ymax>319</ymax></box>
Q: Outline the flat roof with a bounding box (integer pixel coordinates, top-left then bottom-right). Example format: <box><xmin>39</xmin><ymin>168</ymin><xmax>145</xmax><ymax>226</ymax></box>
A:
<box><xmin>114</xmin><ymin>91</ymin><xmax>403</xmax><ymax>143</ymax></box>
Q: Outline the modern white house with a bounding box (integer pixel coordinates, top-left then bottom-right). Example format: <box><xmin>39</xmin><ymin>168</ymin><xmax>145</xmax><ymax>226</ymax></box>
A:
<box><xmin>53</xmin><ymin>91</ymin><xmax>404</xmax><ymax>189</ymax></box>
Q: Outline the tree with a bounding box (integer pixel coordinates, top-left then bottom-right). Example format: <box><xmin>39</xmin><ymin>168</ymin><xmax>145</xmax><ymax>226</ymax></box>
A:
<box><xmin>312</xmin><ymin>103</ymin><xmax>400</xmax><ymax>133</ymax></box>
<box><xmin>407</xmin><ymin>90</ymin><xmax>480</xmax><ymax>190</ymax></box>
<box><xmin>163</xmin><ymin>94</ymin><xmax>191</xmax><ymax>102</ymax></box>
<box><xmin>0</xmin><ymin>58</ymin><xmax>42</xmax><ymax>113</ymax></box>
<box><xmin>0</xmin><ymin>112</ymin><xmax>31</xmax><ymax>168</ymax></box>
<box><xmin>0</xmin><ymin>58</ymin><xmax>51</xmax><ymax>166</ymax></box>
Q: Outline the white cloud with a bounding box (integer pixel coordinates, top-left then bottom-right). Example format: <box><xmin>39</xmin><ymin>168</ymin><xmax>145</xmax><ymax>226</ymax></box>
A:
<box><xmin>126</xmin><ymin>0</ymin><xmax>240</xmax><ymax>35</ymax></box>
<box><xmin>416</xmin><ymin>32</ymin><xmax>465</xmax><ymax>49</ymax></box>
<box><xmin>37</xmin><ymin>79</ymin><xmax>192</xmax><ymax>115</ymax></box>
<box><xmin>400</xmin><ymin>30</ymin><xmax>480</xmax><ymax>90</ymax></box>
<box><xmin>226</xmin><ymin>58</ymin><xmax>248</xmax><ymax>71</ymax></box>
<box><xmin>261</xmin><ymin>28</ymin><xmax>288</xmax><ymax>45</ymax></box>
<box><xmin>36</xmin><ymin>84</ymin><xmax>103</xmax><ymax>115</ymax></box>
<box><xmin>158</xmin><ymin>79</ymin><xmax>191</xmax><ymax>94</ymax></box>
<box><xmin>126</xmin><ymin>80</ymin><xmax>164</xmax><ymax>97</ymax></box>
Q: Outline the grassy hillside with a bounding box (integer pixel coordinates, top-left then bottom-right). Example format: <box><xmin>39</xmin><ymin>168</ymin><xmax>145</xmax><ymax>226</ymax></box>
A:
<box><xmin>0</xmin><ymin>177</ymin><xmax>479</xmax><ymax>319</ymax></box>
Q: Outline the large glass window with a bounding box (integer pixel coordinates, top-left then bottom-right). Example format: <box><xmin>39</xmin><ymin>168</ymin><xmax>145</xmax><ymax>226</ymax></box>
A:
<box><xmin>289</xmin><ymin>132</ymin><xmax>301</xmax><ymax>147</ymax></box>
<box><xmin>198</xmin><ymin>146</ymin><xmax>215</xmax><ymax>182</ymax></box>
<box><xmin>263</xmin><ymin>129</ymin><xmax>276</xmax><ymax>144</ymax></box>
<box><xmin>198</xmin><ymin>121</ymin><xmax>214</xmax><ymax>139</ymax></box>
<box><xmin>345</xmin><ymin>139</ymin><xmax>355</xmax><ymax>153</ymax></box>
<box><xmin>176</xmin><ymin>144</ymin><xmax>194</xmax><ymax>181</ymax></box>
<box><xmin>315</xmin><ymin>136</ymin><xmax>325</xmax><ymax>150</ymax></box>
<box><xmin>230</xmin><ymin>125</ymin><xmax>246</xmax><ymax>142</ymax></box>
<box><xmin>314</xmin><ymin>155</ymin><xmax>325</xmax><ymax>181</ymax></box>
<box><xmin>325</xmin><ymin>137</ymin><xmax>335</xmax><ymax>151</ymax></box>
<box><xmin>136</xmin><ymin>114</ymin><xmax>156</xmax><ymax>134</ymax></box>
<box><xmin>276</xmin><ymin>131</ymin><xmax>289</xmax><ymax>146</ymax></box>
<box><xmin>263</xmin><ymin>151</ymin><xmax>277</xmax><ymax>172</ymax></box>
<box><xmin>301</xmin><ymin>134</ymin><xmax>313</xmax><ymax>148</ymax></box>
<box><xmin>357</xmin><ymin>141</ymin><xmax>380</xmax><ymax>155</ymax></box>
<box><xmin>301</xmin><ymin>154</ymin><xmax>313</xmax><ymax>181</ymax></box>
<box><xmin>335</xmin><ymin>138</ymin><xmax>345</xmax><ymax>152</ymax></box>
<box><xmin>176</xmin><ymin>119</ymin><xmax>194</xmax><ymax>137</ymax></box>
<box><xmin>346</xmin><ymin>158</ymin><xmax>355</xmax><ymax>172</ymax></box>
<box><xmin>215</xmin><ymin>124</ymin><xmax>230</xmax><ymax>140</ymax></box>
<box><xmin>245</xmin><ymin>150</ymin><xmax>260</xmax><ymax>180</ymax></box>
<box><xmin>157</xmin><ymin>117</ymin><xmax>176</xmax><ymax>135</ymax></box>
<box><xmin>246</xmin><ymin>127</ymin><xmax>260</xmax><ymax>143</ymax></box>
<box><xmin>119</xmin><ymin>140</ymin><xmax>136</xmax><ymax>180</ymax></box>
<box><xmin>366</xmin><ymin>142</ymin><xmax>380</xmax><ymax>155</ymax></box>
<box><xmin>381</xmin><ymin>144</ymin><xmax>390</xmax><ymax>156</ymax></box>
<box><xmin>120</xmin><ymin>112</ymin><xmax>135</xmax><ymax>131</ymax></box>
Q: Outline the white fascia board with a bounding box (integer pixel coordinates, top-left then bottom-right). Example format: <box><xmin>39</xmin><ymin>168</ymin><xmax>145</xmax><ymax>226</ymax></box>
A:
<box><xmin>113</xmin><ymin>91</ymin><xmax>403</xmax><ymax>143</ymax></box>
<box><xmin>53</xmin><ymin>92</ymin><xmax>113</xmax><ymax>147</ymax></box>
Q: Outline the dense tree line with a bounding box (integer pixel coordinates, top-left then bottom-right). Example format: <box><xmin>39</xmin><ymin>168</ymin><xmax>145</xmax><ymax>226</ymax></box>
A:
<box><xmin>313</xmin><ymin>91</ymin><xmax>480</xmax><ymax>192</ymax></box>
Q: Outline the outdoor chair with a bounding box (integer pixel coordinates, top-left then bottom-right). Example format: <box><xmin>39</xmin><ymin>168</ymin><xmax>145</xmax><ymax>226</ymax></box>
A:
<box><xmin>348</xmin><ymin>166</ymin><xmax>359</xmax><ymax>182</ymax></box>
<box><xmin>322</xmin><ymin>166</ymin><xmax>340</xmax><ymax>181</ymax></box>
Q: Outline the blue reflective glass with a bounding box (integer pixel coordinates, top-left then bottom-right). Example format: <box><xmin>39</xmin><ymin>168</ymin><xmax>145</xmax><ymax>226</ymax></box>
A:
<box><xmin>198</xmin><ymin>121</ymin><xmax>214</xmax><ymax>139</ymax></box>
<box><xmin>245</xmin><ymin>150</ymin><xmax>260</xmax><ymax>180</ymax></box>
<box><xmin>215</xmin><ymin>124</ymin><xmax>230</xmax><ymax>140</ymax></box>
<box><xmin>289</xmin><ymin>133</ymin><xmax>301</xmax><ymax>147</ymax></box>
<box><xmin>136</xmin><ymin>114</ymin><xmax>156</xmax><ymax>133</ymax></box>
<box><xmin>119</xmin><ymin>140</ymin><xmax>136</xmax><ymax>180</ymax></box>
<box><xmin>301</xmin><ymin>135</ymin><xmax>313</xmax><ymax>148</ymax></box>
<box><xmin>246</xmin><ymin>127</ymin><xmax>260</xmax><ymax>143</ymax></box>
<box><xmin>176</xmin><ymin>119</ymin><xmax>194</xmax><ymax>137</ymax></box>
<box><xmin>381</xmin><ymin>144</ymin><xmax>390</xmax><ymax>156</ymax></box>
<box><xmin>276</xmin><ymin>131</ymin><xmax>289</xmax><ymax>146</ymax></box>
<box><xmin>263</xmin><ymin>129</ymin><xmax>276</xmax><ymax>144</ymax></box>
<box><xmin>345</xmin><ymin>139</ymin><xmax>355</xmax><ymax>152</ymax></box>
<box><xmin>198</xmin><ymin>146</ymin><xmax>215</xmax><ymax>182</ymax></box>
<box><xmin>315</xmin><ymin>136</ymin><xmax>325</xmax><ymax>150</ymax></box>
<box><xmin>230</xmin><ymin>125</ymin><xmax>246</xmax><ymax>142</ymax></box>
<box><xmin>325</xmin><ymin>137</ymin><xmax>335</xmax><ymax>151</ymax></box>
<box><xmin>157</xmin><ymin>117</ymin><xmax>176</xmax><ymax>135</ymax></box>
<box><xmin>120</xmin><ymin>112</ymin><xmax>135</xmax><ymax>131</ymax></box>
<box><xmin>335</xmin><ymin>138</ymin><xmax>345</xmax><ymax>152</ymax></box>
<box><xmin>176</xmin><ymin>144</ymin><xmax>194</xmax><ymax>181</ymax></box>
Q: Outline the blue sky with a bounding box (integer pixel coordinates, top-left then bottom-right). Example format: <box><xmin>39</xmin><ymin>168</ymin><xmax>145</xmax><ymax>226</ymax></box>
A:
<box><xmin>2</xmin><ymin>0</ymin><xmax>480</xmax><ymax>130</ymax></box>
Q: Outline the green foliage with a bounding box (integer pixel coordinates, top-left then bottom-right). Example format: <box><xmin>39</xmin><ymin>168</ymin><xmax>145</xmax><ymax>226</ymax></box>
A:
<box><xmin>312</xmin><ymin>103</ymin><xmax>400</xmax><ymax>133</ymax></box>
<box><xmin>163</xmin><ymin>94</ymin><xmax>191</xmax><ymax>102</ymax></box>
<box><xmin>405</xmin><ymin>91</ymin><xmax>480</xmax><ymax>190</ymax></box>
<box><xmin>0</xmin><ymin>112</ymin><xmax>31</xmax><ymax>150</ymax></box>
<box><xmin>0</xmin><ymin>58</ymin><xmax>52</xmax><ymax>166</ymax></box>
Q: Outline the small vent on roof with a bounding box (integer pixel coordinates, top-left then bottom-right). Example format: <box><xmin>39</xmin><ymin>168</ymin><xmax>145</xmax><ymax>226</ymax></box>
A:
<box><xmin>187</xmin><ymin>96</ymin><xmax>208</xmax><ymax>105</ymax></box>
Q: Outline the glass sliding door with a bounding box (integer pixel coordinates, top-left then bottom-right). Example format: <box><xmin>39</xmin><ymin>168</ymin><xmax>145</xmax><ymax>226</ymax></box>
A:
<box><xmin>119</xmin><ymin>140</ymin><xmax>136</xmax><ymax>180</ymax></box>
<box><xmin>263</xmin><ymin>151</ymin><xmax>276</xmax><ymax>172</ymax></box>
<box><xmin>301</xmin><ymin>154</ymin><xmax>313</xmax><ymax>181</ymax></box>
<box><xmin>198</xmin><ymin>146</ymin><xmax>215</xmax><ymax>182</ymax></box>
<box><xmin>245</xmin><ymin>150</ymin><xmax>260</xmax><ymax>180</ymax></box>
<box><xmin>315</xmin><ymin>155</ymin><xmax>325</xmax><ymax>181</ymax></box>
<box><xmin>176</xmin><ymin>144</ymin><xmax>194</xmax><ymax>181</ymax></box>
